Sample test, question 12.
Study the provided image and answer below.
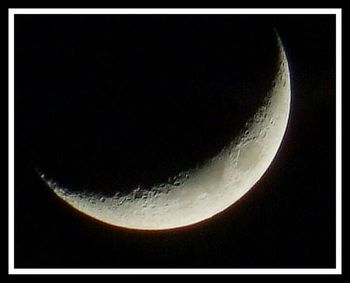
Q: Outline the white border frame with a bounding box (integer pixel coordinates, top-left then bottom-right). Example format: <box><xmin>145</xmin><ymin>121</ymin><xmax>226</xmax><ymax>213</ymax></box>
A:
<box><xmin>8</xmin><ymin>8</ymin><xmax>342</xmax><ymax>275</ymax></box>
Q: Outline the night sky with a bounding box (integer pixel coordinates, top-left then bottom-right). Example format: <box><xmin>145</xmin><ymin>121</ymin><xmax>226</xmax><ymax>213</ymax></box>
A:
<box><xmin>14</xmin><ymin>14</ymin><xmax>336</xmax><ymax>268</ymax></box>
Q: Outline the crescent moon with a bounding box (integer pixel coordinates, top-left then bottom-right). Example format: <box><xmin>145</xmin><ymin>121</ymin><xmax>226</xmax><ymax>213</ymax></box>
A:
<box><xmin>39</xmin><ymin>32</ymin><xmax>291</xmax><ymax>230</ymax></box>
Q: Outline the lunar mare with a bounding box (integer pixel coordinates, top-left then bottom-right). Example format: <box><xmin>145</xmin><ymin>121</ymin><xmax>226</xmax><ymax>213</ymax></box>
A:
<box><xmin>40</xmin><ymin>34</ymin><xmax>291</xmax><ymax>230</ymax></box>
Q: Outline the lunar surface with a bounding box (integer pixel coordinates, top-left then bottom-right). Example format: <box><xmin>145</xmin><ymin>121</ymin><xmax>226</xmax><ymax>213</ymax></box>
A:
<box><xmin>38</xmin><ymin>33</ymin><xmax>291</xmax><ymax>230</ymax></box>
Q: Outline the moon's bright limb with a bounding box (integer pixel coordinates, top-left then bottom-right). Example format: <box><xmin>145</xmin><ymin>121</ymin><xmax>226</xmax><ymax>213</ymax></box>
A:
<box><xmin>39</xmin><ymin>33</ymin><xmax>291</xmax><ymax>230</ymax></box>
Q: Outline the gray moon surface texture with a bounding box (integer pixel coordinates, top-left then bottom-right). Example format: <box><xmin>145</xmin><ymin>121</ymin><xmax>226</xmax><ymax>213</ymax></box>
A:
<box><xmin>40</xmin><ymin>33</ymin><xmax>291</xmax><ymax>230</ymax></box>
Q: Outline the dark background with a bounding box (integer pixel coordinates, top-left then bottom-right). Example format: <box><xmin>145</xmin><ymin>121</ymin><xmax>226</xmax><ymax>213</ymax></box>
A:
<box><xmin>14</xmin><ymin>14</ymin><xmax>336</xmax><ymax>268</ymax></box>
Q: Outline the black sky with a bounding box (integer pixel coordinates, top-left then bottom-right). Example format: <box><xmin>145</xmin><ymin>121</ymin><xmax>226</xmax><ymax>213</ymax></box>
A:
<box><xmin>14</xmin><ymin>14</ymin><xmax>336</xmax><ymax>268</ymax></box>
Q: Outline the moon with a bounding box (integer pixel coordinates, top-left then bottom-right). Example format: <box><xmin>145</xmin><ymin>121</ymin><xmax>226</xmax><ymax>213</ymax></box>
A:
<box><xmin>38</xmin><ymin>32</ymin><xmax>291</xmax><ymax>231</ymax></box>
